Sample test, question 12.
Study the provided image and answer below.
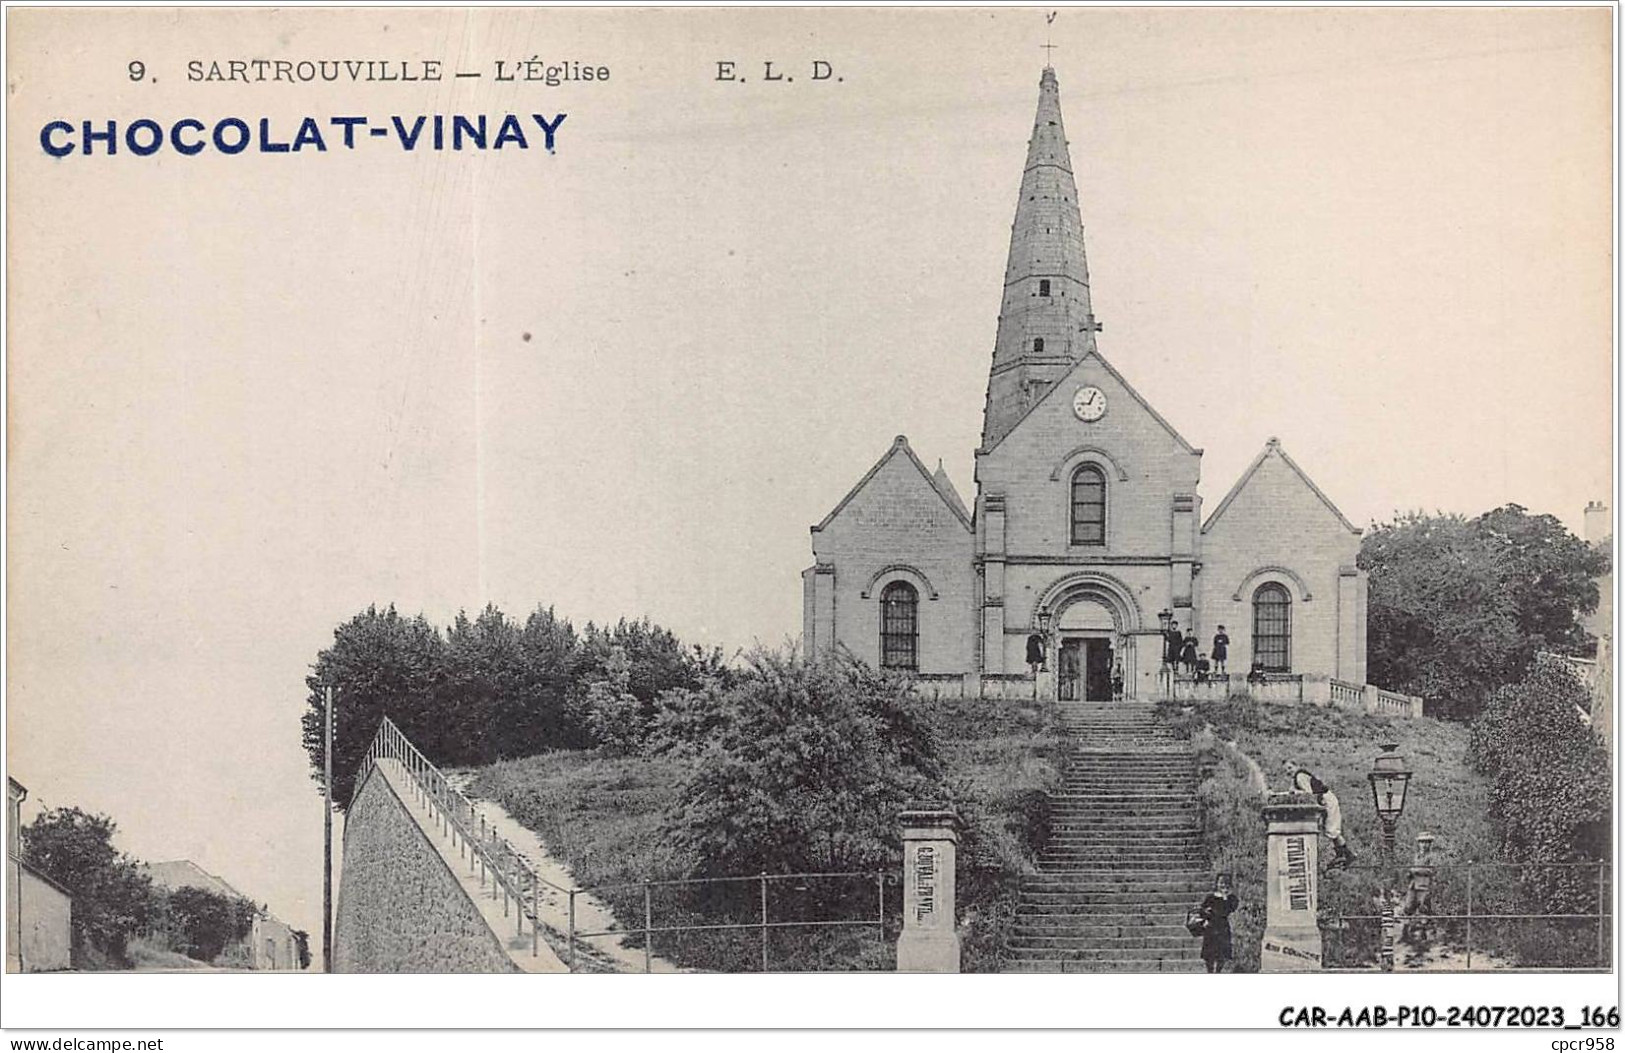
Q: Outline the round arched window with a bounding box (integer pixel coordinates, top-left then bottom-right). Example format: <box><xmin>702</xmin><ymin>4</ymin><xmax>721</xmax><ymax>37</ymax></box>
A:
<box><xmin>1252</xmin><ymin>583</ymin><xmax>1291</xmax><ymax>672</ymax></box>
<box><xmin>879</xmin><ymin>581</ymin><xmax>919</xmax><ymax>671</ymax></box>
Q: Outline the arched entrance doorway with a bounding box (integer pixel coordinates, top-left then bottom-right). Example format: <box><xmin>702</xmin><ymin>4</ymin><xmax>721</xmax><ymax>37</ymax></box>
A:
<box><xmin>1034</xmin><ymin>573</ymin><xmax>1143</xmax><ymax>703</ymax></box>
<box><xmin>1055</xmin><ymin>598</ymin><xmax>1116</xmax><ymax>702</ymax></box>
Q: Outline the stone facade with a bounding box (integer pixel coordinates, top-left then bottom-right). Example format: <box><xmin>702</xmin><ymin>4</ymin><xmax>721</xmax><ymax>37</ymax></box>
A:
<box><xmin>803</xmin><ymin>67</ymin><xmax>1368</xmax><ymax>700</ymax></box>
<box><xmin>1199</xmin><ymin>441</ymin><xmax>1366</xmax><ymax>684</ymax></box>
<box><xmin>334</xmin><ymin>762</ymin><xmax>519</xmax><ymax>973</ymax></box>
<box><xmin>6</xmin><ymin>857</ymin><xmax>73</xmax><ymax>973</ymax></box>
<box><xmin>6</xmin><ymin>777</ymin><xmax>73</xmax><ymax>973</ymax></box>
<box><xmin>805</xmin><ymin>436</ymin><xmax>974</xmax><ymax>673</ymax></box>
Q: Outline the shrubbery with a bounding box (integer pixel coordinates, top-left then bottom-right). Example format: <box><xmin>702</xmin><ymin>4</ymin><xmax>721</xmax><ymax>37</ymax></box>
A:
<box><xmin>1471</xmin><ymin>656</ymin><xmax>1611</xmax><ymax>919</ymax></box>
<box><xmin>666</xmin><ymin>649</ymin><xmax>946</xmax><ymax>878</ymax></box>
<box><xmin>162</xmin><ymin>886</ymin><xmax>258</xmax><ymax>962</ymax></box>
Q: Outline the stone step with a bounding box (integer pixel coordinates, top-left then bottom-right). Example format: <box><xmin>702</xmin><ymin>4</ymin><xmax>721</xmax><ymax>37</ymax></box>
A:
<box><xmin>1046</xmin><ymin>833</ymin><xmax>1201</xmax><ymax>842</ymax></box>
<box><xmin>1048</xmin><ymin>810</ymin><xmax>1198</xmax><ymax>819</ymax></box>
<box><xmin>1060</xmin><ymin>790</ymin><xmax>1197</xmax><ymax>798</ymax></box>
<box><xmin>1039</xmin><ymin>855</ymin><xmax>1202</xmax><ymax>865</ymax></box>
<box><xmin>1035</xmin><ymin>868</ymin><xmax>1208</xmax><ymax>881</ymax></box>
<box><xmin>1042</xmin><ymin>843</ymin><xmax>1202</xmax><ymax>854</ymax></box>
<box><xmin>1021</xmin><ymin>880</ymin><xmax>1211</xmax><ymax>895</ymax></box>
<box><xmin>1060</xmin><ymin>786</ymin><xmax>1197</xmax><ymax>795</ymax></box>
<box><xmin>1039</xmin><ymin>857</ymin><xmax>1201</xmax><ymax>869</ymax></box>
<box><xmin>1042</xmin><ymin>846</ymin><xmax>1202</xmax><ymax>856</ymax></box>
<box><xmin>1015</xmin><ymin>908</ymin><xmax>1190</xmax><ymax>922</ymax></box>
<box><xmin>1018</xmin><ymin>889</ymin><xmax>1209</xmax><ymax>906</ymax></box>
<box><xmin>1049</xmin><ymin>805</ymin><xmax>1198</xmax><ymax>814</ymax></box>
<box><xmin>1048</xmin><ymin>816</ymin><xmax>1201</xmax><ymax>825</ymax></box>
<box><xmin>1008</xmin><ymin>932</ymin><xmax>1199</xmax><ymax>950</ymax></box>
<box><xmin>1013</xmin><ymin>922</ymin><xmax>1190</xmax><ymax>939</ymax></box>
<box><xmin>1033</xmin><ymin>845</ymin><xmax>1202</xmax><ymax>851</ymax></box>
<box><xmin>1000</xmin><ymin>957</ymin><xmax>1207</xmax><ymax>973</ymax></box>
<box><xmin>1048</xmin><ymin>808</ymin><xmax>1198</xmax><ymax>818</ymax></box>
<box><xmin>1003</xmin><ymin>943</ymin><xmax>1204</xmax><ymax>962</ymax></box>
<box><xmin>1050</xmin><ymin>798</ymin><xmax>1196</xmax><ymax>806</ymax></box>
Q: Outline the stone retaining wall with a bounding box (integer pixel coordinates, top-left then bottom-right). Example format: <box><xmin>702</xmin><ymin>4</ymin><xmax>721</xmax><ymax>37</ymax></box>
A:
<box><xmin>334</xmin><ymin>763</ymin><xmax>519</xmax><ymax>973</ymax></box>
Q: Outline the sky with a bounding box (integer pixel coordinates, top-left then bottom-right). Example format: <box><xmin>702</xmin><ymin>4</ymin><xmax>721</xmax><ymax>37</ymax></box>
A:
<box><xmin>5</xmin><ymin>7</ymin><xmax>1613</xmax><ymax>955</ymax></box>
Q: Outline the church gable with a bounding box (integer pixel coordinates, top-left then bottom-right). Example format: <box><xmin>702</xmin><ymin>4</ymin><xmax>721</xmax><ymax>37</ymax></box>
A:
<box><xmin>982</xmin><ymin>350</ymin><xmax>1199</xmax><ymax>465</ymax></box>
<box><xmin>812</xmin><ymin>435</ymin><xmax>972</xmax><ymax>542</ymax></box>
<box><xmin>1202</xmin><ymin>439</ymin><xmax>1359</xmax><ymax>539</ymax></box>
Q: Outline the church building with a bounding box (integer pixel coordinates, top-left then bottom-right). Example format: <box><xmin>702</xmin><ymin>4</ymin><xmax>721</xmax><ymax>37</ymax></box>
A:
<box><xmin>803</xmin><ymin>67</ymin><xmax>1369</xmax><ymax>703</ymax></box>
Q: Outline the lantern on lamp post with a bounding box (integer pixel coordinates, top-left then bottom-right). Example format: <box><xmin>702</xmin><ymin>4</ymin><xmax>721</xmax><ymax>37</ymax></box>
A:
<box><xmin>1367</xmin><ymin>743</ymin><xmax>1412</xmax><ymax>858</ymax></box>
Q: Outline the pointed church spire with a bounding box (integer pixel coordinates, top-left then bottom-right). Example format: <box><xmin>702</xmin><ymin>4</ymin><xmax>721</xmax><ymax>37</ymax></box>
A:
<box><xmin>982</xmin><ymin>66</ymin><xmax>1100</xmax><ymax>450</ymax></box>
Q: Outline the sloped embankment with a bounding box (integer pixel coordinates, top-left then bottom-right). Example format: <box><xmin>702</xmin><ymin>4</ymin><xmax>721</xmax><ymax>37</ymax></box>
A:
<box><xmin>1163</xmin><ymin>698</ymin><xmax>1494</xmax><ymax>972</ymax></box>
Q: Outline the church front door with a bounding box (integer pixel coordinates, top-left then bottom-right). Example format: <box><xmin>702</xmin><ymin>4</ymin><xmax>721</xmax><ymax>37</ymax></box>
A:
<box><xmin>1058</xmin><ymin>637</ymin><xmax>1114</xmax><ymax>702</ymax></box>
<box><xmin>1058</xmin><ymin>639</ymin><xmax>1082</xmax><ymax>700</ymax></box>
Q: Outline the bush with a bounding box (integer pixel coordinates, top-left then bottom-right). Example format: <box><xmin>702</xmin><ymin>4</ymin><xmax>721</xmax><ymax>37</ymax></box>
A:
<box><xmin>666</xmin><ymin>649</ymin><xmax>947</xmax><ymax>879</ymax></box>
<box><xmin>162</xmin><ymin>886</ymin><xmax>257</xmax><ymax>962</ymax></box>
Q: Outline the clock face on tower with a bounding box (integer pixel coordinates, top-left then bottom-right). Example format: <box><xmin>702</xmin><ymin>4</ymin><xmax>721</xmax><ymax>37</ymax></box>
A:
<box><xmin>1073</xmin><ymin>385</ymin><xmax>1107</xmax><ymax>422</ymax></box>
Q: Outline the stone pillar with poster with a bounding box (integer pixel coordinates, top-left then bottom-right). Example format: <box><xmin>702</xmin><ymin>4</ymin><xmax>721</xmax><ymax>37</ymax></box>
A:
<box><xmin>1260</xmin><ymin>791</ymin><xmax>1326</xmax><ymax>972</ymax></box>
<box><xmin>896</xmin><ymin>807</ymin><xmax>963</xmax><ymax>972</ymax></box>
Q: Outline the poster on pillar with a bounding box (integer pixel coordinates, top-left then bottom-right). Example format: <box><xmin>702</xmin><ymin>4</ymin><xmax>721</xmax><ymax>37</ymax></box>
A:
<box><xmin>4</xmin><ymin>3</ymin><xmax>1615</xmax><ymax>1035</ymax></box>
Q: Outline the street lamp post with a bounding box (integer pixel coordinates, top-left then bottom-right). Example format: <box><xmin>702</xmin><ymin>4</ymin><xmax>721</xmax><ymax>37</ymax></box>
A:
<box><xmin>1156</xmin><ymin>609</ymin><xmax>1174</xmax><ymax>695</ymax></box>
<box><xmin>1367</xmin><ymin>743</ymin><xmax>1412</xmax><ymax>859</ymax></box>
<box><xmin>1368</xmin><ymin>743</ymin><xmax>1413</xmax><ymax>972</ymax></box>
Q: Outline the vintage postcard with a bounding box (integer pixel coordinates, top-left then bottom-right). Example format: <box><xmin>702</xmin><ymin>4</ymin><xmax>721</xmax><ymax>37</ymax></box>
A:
<box><xmin>3</xmin><ymin>4</ymin><xmax>1617</xmax><ymax>1036</ymax></box>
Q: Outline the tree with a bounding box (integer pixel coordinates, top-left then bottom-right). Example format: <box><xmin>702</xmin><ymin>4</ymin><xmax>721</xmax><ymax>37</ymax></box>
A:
<box><xmin>301</xmin><ymin>605</ymin><xmax>445</xmax><ymax>809</ymax></box>
<box><xmin>163</xmin><ymin>886</ymin><xmax>256</xmax><ymax>962</ymax></box>
<box><xmin>301</xmin><ymin>603</ymin><xmax>718</xmax><ymax>801</ymax></box>
<box><xmin>666</xmin><ymin>649</ymin><xmax>946</xmax><ymax>878</ymax></box>
<box><xmin>1359</xmin><ymin>506</ymin><xmax>1608</xmax><ymax>718</ymax></box>
<box><xmin>21</xmin><ymin>807</ymin><xmax>156</xmax><ymax>962</ymax></box>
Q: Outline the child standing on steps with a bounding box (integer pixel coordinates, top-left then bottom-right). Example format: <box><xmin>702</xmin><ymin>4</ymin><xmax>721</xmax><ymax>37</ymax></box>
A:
<box><xmin>1199</xmin><ymin>873</ymin><xmax>1239</xmax><ymax>973</ymax></box>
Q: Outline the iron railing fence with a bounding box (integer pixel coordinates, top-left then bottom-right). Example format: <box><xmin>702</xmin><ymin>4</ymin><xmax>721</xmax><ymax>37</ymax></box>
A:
<box><xmin>353</xmin><ymin>717</ymin><xmax>900</xmax><ymax>972</ymax></box>
<box><xmin>1323</xmin><ymin>860</ymin><xmax>1611</xmax><ymax>971</ymax></box>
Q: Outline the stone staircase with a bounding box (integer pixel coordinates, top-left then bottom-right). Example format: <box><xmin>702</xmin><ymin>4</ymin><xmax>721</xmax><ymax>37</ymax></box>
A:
<box><xmin>1002</xmin><ymin>702</ymin><xmax>1209</xmax><ymax>973</ymax></box>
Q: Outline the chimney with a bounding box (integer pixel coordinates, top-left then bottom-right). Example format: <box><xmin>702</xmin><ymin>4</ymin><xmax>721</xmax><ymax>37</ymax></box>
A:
<box><xmin>1584</xmin><ymin>501</ymin><xmax>1610</xmax><ymax>546</ymax></box>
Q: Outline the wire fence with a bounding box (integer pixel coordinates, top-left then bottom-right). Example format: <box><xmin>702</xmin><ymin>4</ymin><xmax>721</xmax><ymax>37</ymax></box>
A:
<box><xmin>353</xmin><ymin>717</ymin><xmax>898</xmax><ymax>972</ymax></box>
<box><xmin>566</xmin><ymin>870</ymin><xmax>896</xmax><ymax>973</ymax></box>
<box><xmin>1324</xmin><ymin>860</ymin><xmax>1611</xmax><ymax>971</ymax></box>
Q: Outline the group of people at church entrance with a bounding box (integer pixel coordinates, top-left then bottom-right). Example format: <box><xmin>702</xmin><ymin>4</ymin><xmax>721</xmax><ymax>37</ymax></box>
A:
<box><xmin>1161</xmin><ymin>621</ymin><xmax>1229</xmax><ymax>683</ymax></box>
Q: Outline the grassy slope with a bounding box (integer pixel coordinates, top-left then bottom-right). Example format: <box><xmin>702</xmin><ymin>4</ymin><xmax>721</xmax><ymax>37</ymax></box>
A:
<box><xmin>467</xmin><ymin>695</ymin><xmax>1060</xmax><ymax>972</ymax></box>
<box><xmin>1160</xmin><ymin>698</ymin><xmax>1496</xmax><ymax>971</ymax></box>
